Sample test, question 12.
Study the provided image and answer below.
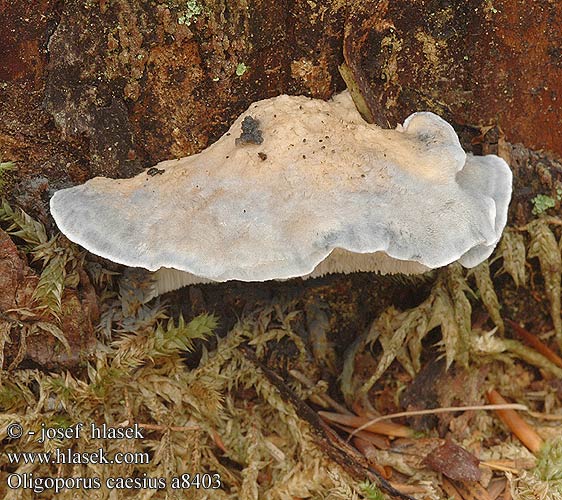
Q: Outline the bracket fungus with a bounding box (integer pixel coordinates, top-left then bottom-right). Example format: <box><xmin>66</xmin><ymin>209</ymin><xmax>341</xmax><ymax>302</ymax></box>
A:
<box><xmin>50</xmin><ymin>91</ymin><xmax>512</xmax><ymax>296</ymax></box>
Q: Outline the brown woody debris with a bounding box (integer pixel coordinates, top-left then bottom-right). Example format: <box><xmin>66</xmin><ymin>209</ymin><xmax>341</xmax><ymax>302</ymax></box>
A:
<box><xmin>423</xmin><ymin>439</ymin><xmax>481</xmax><ymax>482</ymax></box>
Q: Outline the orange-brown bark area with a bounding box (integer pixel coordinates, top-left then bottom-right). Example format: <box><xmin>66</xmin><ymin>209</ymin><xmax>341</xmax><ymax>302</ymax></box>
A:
<box><xmin>345</xmin><ymin>0</ymin><xmax>562</xmax><ymax>155</ymax></box>
<box><xmin>1</xmin><ymin>0</ymin><xmax>561</xmax><ymax>190</ymax></box>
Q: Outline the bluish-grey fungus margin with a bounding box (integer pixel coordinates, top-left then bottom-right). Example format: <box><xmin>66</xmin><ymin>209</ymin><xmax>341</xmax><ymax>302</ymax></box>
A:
<box><xmin>50</xmin><ymin>91</ymin><xmax>512</xmax><ymax>296</ymax></box>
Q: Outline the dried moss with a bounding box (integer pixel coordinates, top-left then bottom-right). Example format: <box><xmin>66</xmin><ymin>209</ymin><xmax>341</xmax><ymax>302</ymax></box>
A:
<box><xmin>1</xmin><ymin>202</ymin><xmax>562</xmax><ymax>499</ymax></box>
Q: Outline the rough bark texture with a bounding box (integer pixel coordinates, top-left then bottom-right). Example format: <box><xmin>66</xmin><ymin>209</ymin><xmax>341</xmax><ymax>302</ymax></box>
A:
<box><xmin>1</xmin><ymin>0</ymin><xmax>347</xmax><ymax>186</ymax></box>
<box><xmin>2</xmin><ymin>0</ymin><xmax>562</xmax><ymax>181</ymax></box>
<box><xmin>345</xmin><ymin>0</ymin><xmax>562</xmax><ymax>154</ymax></box>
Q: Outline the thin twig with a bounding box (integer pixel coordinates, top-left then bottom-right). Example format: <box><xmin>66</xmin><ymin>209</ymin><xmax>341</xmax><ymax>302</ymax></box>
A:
<box><xmin>528</xmin><ymin>411</ymin><xmax>562</xmax><ymax>421</ymax></box>
<box><xmin>348</xmin><ymin>403</ymin><xmax>528</xmax><ymax>438</ymax></box>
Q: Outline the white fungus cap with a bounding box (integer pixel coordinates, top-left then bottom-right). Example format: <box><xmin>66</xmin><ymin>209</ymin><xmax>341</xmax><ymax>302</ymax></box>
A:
<box><xmin>50</xmin><ymin>91</ymin><xmax>512</xmax><ymax>295</ymax></box>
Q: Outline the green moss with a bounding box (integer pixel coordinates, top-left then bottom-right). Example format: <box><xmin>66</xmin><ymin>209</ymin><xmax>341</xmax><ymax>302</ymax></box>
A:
<box><xmin>531</xmin><ymin>194</ymin><xmax>556</xmax><ymax>215</ymax></box>
<box><xmin>359</xmin><ymin>481</ymin><xmax>388</xmax><ymax>500</ymax></box>
<box><xmin>536</xmin><ymin>438</ymin><xmax>562</xmax><ymax>482</ymax></box>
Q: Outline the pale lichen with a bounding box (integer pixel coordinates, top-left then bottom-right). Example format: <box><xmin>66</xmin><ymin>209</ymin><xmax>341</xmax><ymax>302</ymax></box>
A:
<box><xmin>531</xmin><ymin>194</ymin><xmax>556</xmax><ymax>215</ymax></box>
<box><xmin>177</xmin><ymin>0</ymin><xmax>202</xmax><ymax>26</ymax></box>
<box><xmin>235</xmin><ymin>62</ymin><xmax>248</xmax><ymax>76</ymax></box>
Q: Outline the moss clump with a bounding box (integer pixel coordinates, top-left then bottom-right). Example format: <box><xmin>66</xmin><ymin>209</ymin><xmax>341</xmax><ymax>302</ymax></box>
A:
<box><xmin>359</xmin><ymin>481</ymin><xmax>388</xmax><ymax>499</ymax></box>
<box><xmin>536</xmin><ymin>438</ymin><xmax>562</xmax><ymax>485</ymax></box>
